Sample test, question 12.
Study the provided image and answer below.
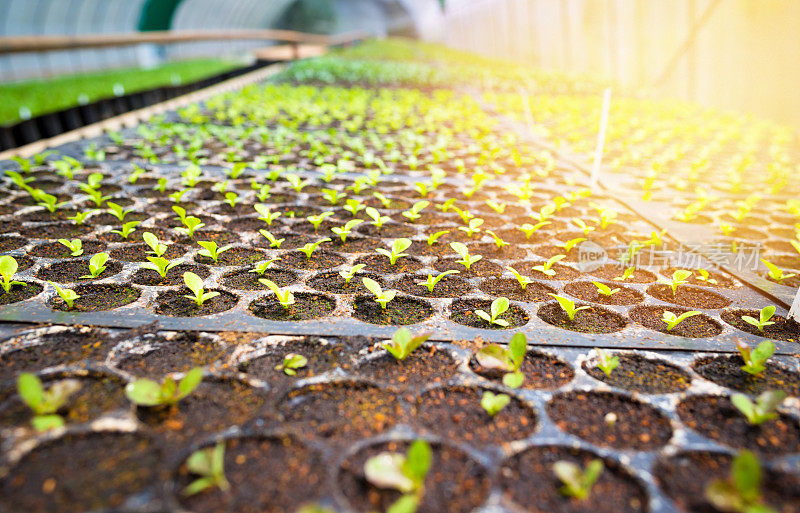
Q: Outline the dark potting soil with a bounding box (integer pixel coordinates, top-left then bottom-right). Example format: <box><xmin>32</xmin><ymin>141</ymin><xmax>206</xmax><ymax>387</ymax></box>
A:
<box><xmin>589</xmin><ymin>264</ymin><xmax>656</xmax><ymax>283</ymax></box>
<box><xmin>248</xmin><ymin>292</ymin><xmax>335</xmax><ymax>321</ymax></box>
<box><xmin>692</xmin><ymin>354</ymin><xmax>800</xmax><ymax>396</ymax></box>
<box><xmin>193</xmin><ymin>246</ymin><xmax>266</xmax><ymax>267</ymax></box>
<box><xmin>355</xmin><ymin>221</ymin><xmax>417</xmax><ymax>238</ymax></box>
<box><xmin>470</xmin><ymin>349</ymin><xmax>575</xmax><ymax>390</ymax></box>
<box><xmin>328</xmin><ymin>236</ymin><xmax>384</xmax><ymax>254</ymax></box>
<box><xmin>20</xmin><ymin>222</ymin><xmax>92</xmax><ymax>240</ymax></box>
<box><xmin>0</xmin><ymin>281</ymin><xmax>43</xmax><ymax>305</ymax></box>
<box><xmin>28</xmin><ymin>239</ymin><xmax>107</xmax><ymax>258</ymax></box>
<box><xmin>176</xmin><ymin>435</ymin><xmax>328</xmax><ymax>513</ymax></box>
<box><xmin>583</xmin><ymin>353</ymin><xmax>692</xmax><ymax>394</ymax></box>
<box><xmin>355</xmin><ymin>253</ymin><xmax>424</xmax><ymax>274</ymax></box>
<box><xmin>547</xmin><ymin>390</ymin><xmax>673</xmax><ymax>450</ymax></box>
<box><xmin>629</xmin><ymin>305</ymin><xmax>723</xmax><ymax>337</ymax></box>
<box><xmin>0</xmin><ymin>235</ymin><xmax>26</xmax><ymax>252</ymax></box>
<box><xmin>661</xmin><ymin>266</ymin><xmax>736</xmax><ymax>288</ymax></box>
<box><xmin>338</xmin><ymin>440</ymin><xmax>491</xmax><ymax>513</ymax></box>
<box><xmin>49</xmin><ymin>283</ymin><xmax>141</xmax><ymax>312</ymax></box>
<box><xmin>676</xmin><ymin>394</ymin><xmax>800</xmax><ymax>455</ymax></box>
<box><xmin>394</xmin><ymin>272</ymin><xmax>474</xmax><ymax>298</ymax></box>
<box><xmin>414</xmin><ymin>385</ymin><xmax>537</xmax><ymax>446</ymax></box>
<box><xmin>36</xmin><ymin>259</ymin><xmax>123</xmax><ymax>283</ymax></box>
<box><xmin>563</xmin><ymin>280</ymin><xmax>644</xmax><ymax>306</ymax></box>
<box><xmin>450</xmin><ymin>298</ymin><xmax>529</xmax><ymax>329</ymax></box>
<box><xmin>469</xmin><ymin>241</ymin><xmax>529</xmax><ymax>260</ymax></box>
<box><xmin>500</xmin><ymin>445</ymin><xmax>648</xmax><ymax>513</ymax></box>
<box><xmin>646</xmin><ymin>283</ymin><xmax>731</xmax><ymax>309</ymax></box>
<box><xmin>537</xmin><ymin>301</ymin><xmax>626</xmax><ymax>334</ymax></box>
<box><xmin>154</xmin><ymin>289</ymin><xmax>238</xmax><ymax>317</ymax></box>
<box><xmin>721</xmin><ymin>308</ymin><xmax>800</xmax><ymax>342</ymax></box>
<box><xmin>353</xmin><ymin>295</ymin><xmax>433</xmax><ymax>325</ymax></box>
<box><xmin>109</xmin><ymin>242</ymin><xmax>186</xmax><ymax>262</ymax></box>
<box><xmin>478</xmin><ymin>277</ymin><xmax>555</xmax><ymax>302</ymax></box>
<box><xmin>307</xmin><ymin>270</ymin><xmax>383</xmax><ymax>295</ymax></box>
<box><xmin>0</xmin><ymin>431</ymin><xmax>162</xmax><ymax>513</ymax></box>
<box><xmin>130</xmin><ymin>263</ymin><xmax>210</xmax><ymax>286</ymax></box>
<box><xmin>279</xmin><ymin>250</ymin><xmax>347</xmax><ymax>270</ymax></box>
<box><xmin>11</xmin><ymin>254</ymin><xmax>35</xmax><ymax>272</ymax></box>
<box><xmin>433</xmin><ymin>257</ymin><xmax>502</xmax><ymax>278</ymax></box>
<box><xmin>354</xmin><ymin>345</ymin><xmax>457</xmax><ymax>388</ymax></box>
<box><xmin>116</xmin><ymin>332</ymin><xmax>230</xmax><ymax>378</ymax></box>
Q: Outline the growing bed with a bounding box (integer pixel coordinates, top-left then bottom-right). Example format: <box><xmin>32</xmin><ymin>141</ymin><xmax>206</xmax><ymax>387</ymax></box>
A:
<box><xmin>0</xmin><ymin>40</ymin><xmax>798</xmax><ymax>513</ymax></box>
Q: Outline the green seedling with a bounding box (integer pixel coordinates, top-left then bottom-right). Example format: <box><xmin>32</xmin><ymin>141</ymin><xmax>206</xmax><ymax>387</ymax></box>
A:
<box><xmin>372</xmin><ymin>192</ymin><xmax>393</xmax><ymax>208</ymax></box>
<box><xmin>223</xmin><ymin>192</ymin><xmax>240</xmax><ymax>208</ymax></box>
<box><xmin>125</xmin><ymin>367</ymin><xmax>203</xmax><ymax>407</ymax></box>
<box><xmin>761</xmin><ymin>259</ymin><xmax>796</xmax><ymax>285</ymax></box>
<box><xmin>153</xmin><ymin>177</ymin><xmax>168</xmax><ymax>193</ymax></box>
<box><xmin>558</xmin><ymin>237</ymin><xmax>587</xmax><ymax>252</ymax></box>
<box><xmin>518</xmin><ymin>221</ymin><xmax>550</xmax><ymax>239</ymax></box>
<box><xmin>364</xmin><ymin>439</ymin><xmax>430</xmax><ymax>496</ymax></box>
<box><xmin>321</xmin><ymin>188</ymin><xmax>345</xmax><ymax>206</ymax></box>
<box><xmin>169</xmin><ymin>189</ymin><xmax>191</xmax><ymax>204</ymax></box>
<box><xmin>306</xmin><ymin>211</ymin><xmax>334</xmax><ymax>231</ymax></box>
<box><xmin>376</xmin><ymin>238</ymin><xmax>412</xmax><ymax>266</ymax></box>
<box><xmin>344</xmin><ymin>198</ymin><xmax>365</xmax><ymax>217</ymax></box>
<box><xmin>572</xmin><ymin>218</ymin><xmax>596</xmax><ymax>236</ymax></box>
<box><xmin>458</xmin><ymin>218</ymin><xmax>484</xmax><ymax>237</ymax></box>
<box><xmin>505</xmin><ymin>266</ymin><xmax>533</xmax><ymax>290</ymax></box>
<box><xmin>182</xmin><ymin>440</ymin><xmax>231</xmax><ymax>496</ymax></box>
<box><xmin>259</xmin><ymin>279</ymin><xmax>295</xmax><ymax>309</ymax></box>
<box><xmin>141</xmin><ymin>257</ymin><xmax>183</xmax><ymax>279</ymax></box>
<box><xmin>486</xmin><ymin>230</ymin><xmax>509</xmax><ymax>249</ymax></box>
<box><xmin>34</xmin><ymin>190</ymin><xmax>68</xmax><ymax>212</ymax></box>
<box><xmin>481</xmin><ymin>391</ymin><xmax>511</xmax><ymax>417</ymax></box>
<box><xmin>549</xmin><ymin>294</ymin><xmax>590</xmax><ymax>321</ymax></box>
<box><xmin>17</xmin><ymin>373</ymin><xmax>81</xmax><ymax>431</ymax></box>
<box><xmin>332</xmin><ymin>219</ymin><xmax>363</xmax><ymax>242</ymax></box>
<box><xmin>285</xmin><ymin>174</ymin><xmax>309</xmax><ymax>193</ymax></box>
<box><xmin>58</xmin><ymin>238</ymin><xmax>83</xmax><ymax>256</ymax></box>
<box><xmin>402</xmin><ymin>200</ymin><xmax>429</xmax><ymax>222</ymax></box>
<box><xmin>106</xmin><ymin>201</ymin><xmax>132</xmax><ymax>221</ymax></box>
<box><xmin>532</xmin><ymin>255</ymin><xmax>565</xmax><ymax>277</ymax></box>
<box><xmin>741</xmin><ymin>306</ymin><xmax>776</xmax><ymax>332</ymax></box>
<box><xmin>255</xmin><ymin>184</ymin><xmax>271</xmax><ymax>202</ymax></box>
<box><xmin>595</xmin><ymin>348</ymin><xmax>619</xmax><ymax>377</ymax></box>
<box><xmin>705</xmin><ymin>450</ymin><xmax>775</xmax><ymax>513</ymax></box>
<box><xmin>474</xmin><ymin>297</ymin><xmax>510</xmax><ymax>327</ymax></box>
<box><xmin>111</xmin><ymin>220</ymin><xmax>141</xmax><ymax>239</ymax></box>
<box><xmin>172</xmin><ymin>206</ymin><xmax>187</xmax><ymax>224</ymax></box>
<box><xmin>0</xmin><ymin>255</ymin><xmax>26</xmax><ymax>293</ymax></box>
<box><xmin>248</xmin><ymin>258</ymin><xmax>280</xmax><ymax>275</ymax></box>
<box><xmin>695</xmin><ymin>268</ymin><xmax>718</xmax><ymax>285</ymax></box>
<box><xmin>183</xmin><ymin>272</ymin><xmax>219</xmax><ymax>307</ymax></box>
<box><xmin>732</xmin><ymin>390</ymin><xmax>786</xmax><ymax>425</ymax></box>
<box><xmin>177</xmin><ymin>217</ymin><xmax>205</xmax><ymax>240</ymax></box>
<box><xmin>85</xmin><ymin>188</ymin><xmax>112</xmax><ymax>207</ymax></box>
<box><xmin>658</xmin><ymin>269</ymin><xmax>693</xmax><ymax>296</ymax></box>
<box><xmin>67</xmin><ymin>211</ymin><xmax>91</xmax><ymax>225</ymax></box>
<box><xmin>197</xmin><ymin>241</ymin><xmax>232</xmax><ymax>263</ymax></box>
<box><xmin>366</xmin><ymin>207</ymin><xmax>391</xmax><ymax>229</ymax></box>
<box><xmin>362</xmin><ymin>277</ymin><xmax>396</xmax><ymax>309</ymax></box>
<box><xmin>613</xmin><ymin>266</ymin><xmax>636</xmax><ymax>281</ymax></box>
<box><xmin>382</xmin><ymin>327</ymin><xmax>431</xmax><ymax>361</ymax></box>
<box><xmin>143</xmin><ymin>232</ymin><xmax>167</xmax><ymax>257</ymax></box>
<box><xmin>128</xmin><ymin>165</ymin><xmax>147</xmax><ymax>184</ymax></box>
<box><xmin>450</xmin><ymin>242</ymin><xmax>482</xmax><ymax>270</ymax></box>
<box><xmin>474</xmin><ymin>332</ymin><xmax>527</xmax><ymax>387</ymax></box>
<box><xmin>49</xmin><ymin>282</ymin><xmax>79</xmax><ymax>309</ymax></box>
<box><xmin>339</xmin><ymin>264</ymin><xmax>366</xmax><ymax>285</ymax></box>
<box><xmin>661</xmin><ymin>310</ymin><xmax>702</xmax><ymax>330</ymax></box>
<box><xmin>417</xmin><ymin>270</ymin><xmax>459</xmax><ymax>292</ymax></box>
<box><xmin>298</xmin><ymin>238</ymin><xmax>330</xmax><ymax>260</ymax></box>
<box><xmin>426</xmin><ymin>230</ymin><xmax>449</xmax><ymax>246</ymax></box>
<box><xmin>438</xmin><ymin>198</ymin><xmax>456</xmax><ymax>213</ymax></box>
<box><xmin>259</xmin><ymin>229</ymin><xmax>285</xmax><ymax>249</ymax></box>
<box><xmin>736</xmin><ymin>340</ymin><xmax>776</xmax><ymax>376</ymax></box>
<box><xmin>275</xmin><ymin>353</ymin><xmax>307</xmax><ymax>375</ymax></box>
<box><xmin>80</xmin><ymin>253</ymin><xmax>109</xmax><ymax>279</ymax></box>
<box><xmin>592</xmin><ymin>281</ymin><xmax>620</xmax><ymax>297</ymax></box>
<box><xmin>553</xmin><ymin>459</ymin><xmax>604</xmax><ymax>500</ymax></box>
<box><xmin>486</xmin><ymin>199</ymin><xmax>506</xmax><ymax>214</ymax></box>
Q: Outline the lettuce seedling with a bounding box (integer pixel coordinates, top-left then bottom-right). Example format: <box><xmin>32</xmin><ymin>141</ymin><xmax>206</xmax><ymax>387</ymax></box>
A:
<box><xmin>183</xmin><ymin>272</ymin><xmax>219</xmax><ymax>307</ymax></box>
<box><xmin>142</xmin><ymin>232</ymin><xmax>167</xmax><ymax>257</ymax></box>
<box><xmin>298</xmin><ymin>238</ymin><xmax>330</xmax><ymax>260</ymax></box>
<box><xmin>376</xmin><ymin>238</ymin><xmax>412</xmax><ymax>266</ymax></box>
<box><xmin>177</xmin><ymin>217</ymin><xmax>205</xmax><ymax>239</ymax></box>
<box><xmin>141</xmin><ymin>257</ymin><xmax>183</xmax><ymax>278</ymax></box>
<box><xmin>761</xmin><ymin>259</ymin><xmax>796</xmax><ymax>285</ymax></box>
<box><xmin>736</xmin><ymin>340</ymin><xmax>775</xmax><ymax>376</ymax></box>
<box><xmin>339</xmin><ymin>264</ymin><xmax>366</xmax><ymax>285</ymax></box>
<box><xmin>382</xmin><ymin>327</ymin><xmax>431</xmax><ymax>361</ymax></box>
<box><xmin>572</xmin><ymin>218</ymin><xmax>596</xmax><ymax>236</ymax></box>
<box><xmin>558</xmin><ymin>237</ymin><xmax>587</xmax><ymax>253</ymax></box>
<box><xmin>553</xmin><ymin>459</ymin><xmax>604</xmax><ymax>500</ymax></box>
<box><xmin>111</xmin><ymin>220</ymin><xmax>141</xmax><ymax>239</ymax></box>
<box><xmin>695</xmin><ymin>268</ymin><xmax>718</xmax><ymax>285</ymax></box>
<box><xmin>426</xmin><ymin>230</ymin><xmax>449</xmax><ymax>246</ymax></box>
<box><xmin>49</xmin><ymin>282</ymin><xmax>79</xmax><ymax>309</ymax></box>
<box><xmin>255</xmin><ymin>184</ymin><xmax>271</xmax><ymax>202</ymax></box>
<box><xmin>197</xmin><ymin>241</ymin><xmax>232</xmax><ymax>263</ymax></box>
<box><xmin>366</xmin><ymin>207</ymin><xmax>390</xmax><ymax>229</ymax></box>
<box><xmin>595</xmin><ymin>348</ymin><xmax>619</xmax><ymax>376</ymax></box>
<box><xmin>80</xmin><ymin>253</ymin><xmax>109</xmax><ymax>279</ymax></box>
<box><xmin>85</xmin><ymin>188</ymin><xmax>112</xmax><ymax>207</ymax></box>
<box><xmin>450</xmin><ymin>242</ymin><xmax>482</xmax><ymax>270</ymax></box>
<box><xmin>128</xmin><ymin>165</ymin><xmax>147</xmax><ymax>184</ymax></box>
<box><xmin>106</xmin><ymin>201</ymin><xmax>132</xmax><ymax>221</ymax></box>
<box><xmin>732</xmin><ymin>390</ymin><xmax>786</xmax><ymax>425</ymax></box>
<box><xmin>402</xmin><ymin>201</ymin><xmax>429</xmax><ymax>222</ymax></box>
<box><xmin>306</xmin><ymin>212</ymin><xmax>334</xmax><ymax>231</ymax></box>
<box><xmin>362</xmin><ymin>278</ymin><xmax>396</xmax><ymax>309</ymax></box>
<box><xmin>661</xmin><ymin>310</ymin><xmax>701</xmax><ymax>330</ymax></box>
<box><xmin>486</xmin><ymin>230</ymin><xmax>509</xmax><ymax>249</ymax></box>
<box><xmin>275</xmin><ymin>353</ymin><xmax>307</xmax><ymax>375</ymax></box>
<box><xmin>259</xmin><ymin>229</ymin><xmax>285</xmax><ymax>249</ymax></box>
<box><xmin>475</xmin><ymin>297</ymin><xmax>510</xmax><ymax>327</ymax></box>
<box><xmin>67</xmin><ymin>211</ymin><xmax>91</xmax><ymax>225</ymax></box>
<box><xmin>332</xmin><ymin>219</ymin><xmax>363</xmax><ymax>242</ymax></box>
<box><xmin>248</xmin><ymin>258</ymin><xmax>280</xmax><ymax>275</ymax></box>
<box><xmin>505</xmin><ymin>266</ymin><xmax>533</xmax><ymax>290</ymax></box>
<box><xmin>741</xmin><ymin>306</ymin><xmax>776</xmax><ymax>332</ymax></box>
<box><xmin>34</xmin><ymin>190</ymin><xmax>68</xmax><ymax>212</ymax></box>
<box><xmin>613</xmin><ymin>266</ymin><xmax>635</xmax><ymax>282</ymax></box>
<box><xmin>222</xmin><ymin>192</ymin><xmax>240</xmax><ymax>208</ymax></box>
<box><xmin>153</xmin><ymin>177</ymin><xmax>168</xmax><ymax>193</ymax></box>
<box><xmin>417</xmin><ymin>269</ymin><xmax>459</xmax><ymax>292</ymax></box>
<box><xmin>259</xmin><ymin>279</ymin><xmax>295</xmax><ymax>309</ymax></box>
<box><xmin>0</xmin><ymin>255</ymin><xmax>26</xmax><ymax>293</ymax></box>
<box><xmin>592</xmin><ymin>281</ymin><xmax>620</xmax><ymax>297</ymax></box>
<box><xmin>125</xmin><ymin>367</ymin><xmax>203</xmax><ymax>407</ymax></box>
<box><xmin>532</xmin><ymin>255</ymin><xmax>565</xmax><ymax>277</ymax></box>
<box><xmin>475</xmin><ymin>332</ymin><xmax>527</xmax><ymax>387</ymax></box>
<box><xmin>17</xmin><ymin>373</ymin><xmax>81</xmax><ymax>431</ymax></box>
<box><xmin>169</xmin><ymin>189</ymin><xmax>191</xmax><ymax>204</ymax></box>
<box><xmin>486</xmin><ymin>199</ymin><xmax>506</xmax><ymax>214</ymax></box>
<box><xmin>438</xmin><ymin>198</ymin><xmax>456</xmax><ymax>213</ymax></box>
<box><xmin>458</xmin><ymin>218</ymin><xmax>484</xmax><ymax>237</ymax></box>
<box><xmin>344</xmin><ymin>198</ymin><xmax>365</xmax><ymax>217</ymax></box>
<box><xmin>658</xmin><ymin>269</ymin><xmax>692</xmax><ymax>296</ymax></box>
<box><xmin>481</xmin><ymin>391</ymin><xmax>511</xmax><ymax>416</ymax></box>
<box><xmin>284</xmin><ymin>174</ymin><xmax>310</xmax><ymax>192</ymax></box>
<box><xmin>364</xmin><ymin>439</ymin><xmax>431</xmax><ymax>495</ymax></box>
<box><xmin>705</xmin><ymin>450</ymin><xmax>773</xmax><ymax>513</ymax></box>
<box><xmin>321</xmin><ymin>188</ymin><xmax>345</xmax><ymax>206</ymax></box>
<box><xmin>173</xmin><ymin>206</ymin><xmax>188</xmax><ymax>224</ymax></box>
<box><xmin>549</xmin><ymin>294</ymin><xmax>589</xmax><ymax>321</ymax></box>
<box><xmin>58</xmin><ymin>238</ymin><xmax>83</xmax><ymax>256</ymax></box>
<box><xmin>372</xmin><ymin>192</ymin><xmax>393</xmax><ymax>209</ymax></box>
